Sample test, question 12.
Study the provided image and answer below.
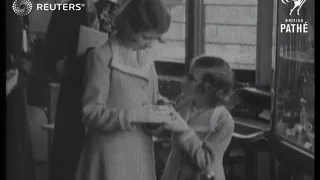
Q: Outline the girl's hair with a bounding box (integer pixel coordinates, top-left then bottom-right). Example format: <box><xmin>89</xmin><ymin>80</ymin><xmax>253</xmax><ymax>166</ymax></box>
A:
<box><xmin>191</xmin><ymin>55</ymin><xmax>234</xmax><ymax>105</ymax></box>
<box><xmin>115</xmin><ymin>0</ymin><xmax>171</xmax><ymax>36</ymax></box>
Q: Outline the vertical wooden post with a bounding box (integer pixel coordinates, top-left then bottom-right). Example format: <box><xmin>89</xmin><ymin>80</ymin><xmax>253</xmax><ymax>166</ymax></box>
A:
<box><xmin>255</xmin><ymin>0</ymin><xmax>274</xmax><ymax>87</ymax></box>
<box><xmin>185</xmin><ymin>0</ymin><xmax>204</xmax><ymax>74</ymax></box>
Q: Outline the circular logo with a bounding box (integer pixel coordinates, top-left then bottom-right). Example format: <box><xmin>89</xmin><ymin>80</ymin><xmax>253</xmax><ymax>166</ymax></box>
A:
<box><xmin>12</xmin><ymin>0</ymin><xmax>33</xmax><ymax>16</ymax></box>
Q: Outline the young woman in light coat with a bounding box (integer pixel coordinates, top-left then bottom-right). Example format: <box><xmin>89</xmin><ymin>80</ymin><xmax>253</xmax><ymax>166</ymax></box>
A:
<box><xmin>75</xmin><ymin>0</ymin><xmax>174</xmax><ymax>180</ymax></box>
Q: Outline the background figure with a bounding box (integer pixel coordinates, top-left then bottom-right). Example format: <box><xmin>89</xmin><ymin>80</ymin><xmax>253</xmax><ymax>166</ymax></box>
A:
<box><xmin>44</xmin><ymin>1</ymin><xmax>120</xmax><ymax>180</ymax></box>
<box><xmin>6</xmin><ymin>0</ymin><xmax>36</xmax><ymax>179</ymax></box>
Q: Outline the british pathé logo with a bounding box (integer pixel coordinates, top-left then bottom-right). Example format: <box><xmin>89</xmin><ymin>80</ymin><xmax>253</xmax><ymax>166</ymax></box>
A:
<box><xmin>280</xmin><ymin>0</ymin><xmax>308</xmax><ymax>33</ymax></box>
<box><xmin>281</xmin><ymin>0</ymin><xmax>306</xmax><ymax>16</ymax></box>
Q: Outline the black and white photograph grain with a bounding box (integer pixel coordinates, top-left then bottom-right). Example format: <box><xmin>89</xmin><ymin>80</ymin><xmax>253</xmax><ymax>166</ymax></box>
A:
<box><xmin>6</xmin><ymin>0</ymin><xmax>314</xmax><ymax>180</ymax></box>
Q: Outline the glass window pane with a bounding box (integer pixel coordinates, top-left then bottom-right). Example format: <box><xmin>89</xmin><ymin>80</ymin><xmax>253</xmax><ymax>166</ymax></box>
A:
<box><xmin>275</xmin><ymin>0</ymin><xmax>314</xmax><ymax>154</ymax></box>
<box><xmin>204</xmin><ymin>0</ymin><xmax>258</xmax><ymax>70</ymax></box>
<box><xmin>154</xmin><ymin>3</ymin><xmax>186</xmax><ymax>63</ymax></box>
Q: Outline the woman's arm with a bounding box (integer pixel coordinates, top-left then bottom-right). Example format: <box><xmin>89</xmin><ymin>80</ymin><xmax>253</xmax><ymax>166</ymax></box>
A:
<box><xmin>82</xmin><ymin>47</ymin><xmax>153</xmax><ymax>131</ymax></box>
<box><xmin>82</xmin><ymin>47</ymin><xmax>171</xmax><ymax>132</ymax></box>
<box><xmin>175</xmin><ymin>112</ymin><xmax>234</xmax><ymax>171</ymax></box>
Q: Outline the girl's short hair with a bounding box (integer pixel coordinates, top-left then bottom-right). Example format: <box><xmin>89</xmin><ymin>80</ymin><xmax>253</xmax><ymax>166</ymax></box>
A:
<box><xmin>115</xmin><ymin>0</ymin><xmax>171</xmax><ymax>35</ymax></box>
<box><xmin>191</xmin><ymin>55</ymin><xmax>234</xmax><ymax>104</ymax></box>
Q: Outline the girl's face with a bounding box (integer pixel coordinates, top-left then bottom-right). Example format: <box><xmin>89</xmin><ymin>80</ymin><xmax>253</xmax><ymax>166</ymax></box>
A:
<box><xmin>126</xmin><ymin>31</ymin><xmax>161</xmax><ymax>50</ymax></box>
<box><xmin>182</xmin><ymin>68</ymin><xmax>226</xmax><ymax>106</ymax></box>
<box><xmin>181</xmin><ymin>67</ymin><xmax>203</xmax><ymax>97</ymax></box>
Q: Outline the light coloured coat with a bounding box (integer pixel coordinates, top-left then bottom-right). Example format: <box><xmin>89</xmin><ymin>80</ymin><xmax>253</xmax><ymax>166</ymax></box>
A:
<box><xmin>76</xmin><ymin>37</ymin><xmax>163</xmax><ymax>180</ymax></box>
<box><xmin>161</xmin><ymin>96</ymin><xmax>235</xmax><ymax>180</ymax></box>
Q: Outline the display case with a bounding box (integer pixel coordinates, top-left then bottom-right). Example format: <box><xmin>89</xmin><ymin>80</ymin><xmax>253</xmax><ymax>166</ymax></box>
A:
<box><xmin>270</xmin><ymin>0</ymin><xmax>314</xmax><ymax>178</ymax></box>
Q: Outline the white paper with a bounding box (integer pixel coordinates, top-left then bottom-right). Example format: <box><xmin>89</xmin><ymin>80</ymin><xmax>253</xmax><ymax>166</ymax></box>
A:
<box><xmin>77</xmin><ymin>25</ymin><xmax>108</xmax><ymax>57</ymax></box>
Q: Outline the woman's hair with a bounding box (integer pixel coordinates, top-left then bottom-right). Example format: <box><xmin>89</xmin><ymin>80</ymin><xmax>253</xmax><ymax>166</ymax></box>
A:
<box><xmin>115</xmin><ymin>0</ymin><xmax>171</xmax><ymax>36</ymax></box>
<box><xmin>191</xmin><ymin>55</ymin><xmax>234</xmax><ymax>105</ymax></box>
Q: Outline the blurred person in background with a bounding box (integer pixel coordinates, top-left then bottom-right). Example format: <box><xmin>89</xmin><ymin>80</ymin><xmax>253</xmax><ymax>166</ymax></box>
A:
<box><xmin>6</xmin><ymin>0</ymin><xmax>36</xmax><ymax>179</ymax></box>
<box><xmin>44</xmin><ymin>0</ymin><xmax>121</xmax><ymax>180</ymax></box>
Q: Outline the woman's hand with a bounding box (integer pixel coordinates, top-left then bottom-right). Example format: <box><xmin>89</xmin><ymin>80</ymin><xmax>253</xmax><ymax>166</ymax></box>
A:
<box><xmin>163</xmin><ymin>112</ymin><xmax>189</xmax><ymax>132</ymax></box>
<box><xmin>6</xmin><ymin>69</ymin><xmax>19</xmax><ymax>96</ymax></box>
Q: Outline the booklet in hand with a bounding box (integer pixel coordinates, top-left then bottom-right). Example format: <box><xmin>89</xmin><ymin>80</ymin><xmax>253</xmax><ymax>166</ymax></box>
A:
<box><xmin>133</xmin><ymin>105</ymin><xmax>174</xmax><ymax>125</ymax></box>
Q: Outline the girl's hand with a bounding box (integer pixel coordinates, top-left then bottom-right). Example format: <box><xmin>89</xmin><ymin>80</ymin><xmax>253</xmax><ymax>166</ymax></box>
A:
<box><xmin>157</xmin><ymin>99</ymin><xmax>175</xmax><ymax>109</ymax></box>
<box><xmin>164</xmin><ymin>112</ymin><xmax>189</xmax><ymax>132</ymax></box>
<box><xmin>157</xmin><ymin>96</ymin><xmax>175</xmax><ymax>107</ymax></box>
<box><xmin>6</xmin><ymin>69</ymin><xmax>19</xmax><ymax>96</ymax></box>
<box><xmin>151</xmin><ymin>105</ymin><xmax>175</xmax><ymax>116</ymax></box>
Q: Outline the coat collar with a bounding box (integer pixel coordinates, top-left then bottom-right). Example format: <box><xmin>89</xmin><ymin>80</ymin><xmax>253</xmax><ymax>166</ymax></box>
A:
<box><xmin>109</xmin><ymin>38</ymin><xmax>153</xmax><ymax>81</ymax></box>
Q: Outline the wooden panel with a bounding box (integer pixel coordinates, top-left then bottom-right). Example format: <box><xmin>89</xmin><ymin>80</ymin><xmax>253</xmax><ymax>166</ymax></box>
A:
<box><xmin>205</xmin><ymin>5</ymin><xmax>258</xmax><ymax>25</ymax></box>
<box><xmin>170</xmin><ymin>5</ymin><xmax>186</xmax><ymax>22</ymax></box>
<box><xmin>205</xmin><ymin>25</ymin><xmax>257</xmax><ymax>45</ymax></box>
<box><xmin>203</xmin><ymin>2</ymin><xmax>258</xmax><ymax>70</ymax></box>
<box><xmin>204</xmin><ymin>0</ymin><xmax>258</xmax><ymax>5</ymax></box>
<box><xmin>163</xmin><ymin>23</ymin><xmax>186</xmax><ymax>41</ymax></box>
<box><xmin>205</xmin><ymin>43</ymin><xmax>255</xmax><ymax>54</ymax></box>
<box><xmin>154</xmin><ymin>40</ymin><xmax>185</xmax><ymax>62</ymax></box>
<box><xmin>205</xmin><ymin>44</ymin><xmax>256</xmax><ymax>70</ymax></box>
<box><xmin>255</xmin><ymin>0</ymin><xmax>274</xmax><ymax>86</ymax></box>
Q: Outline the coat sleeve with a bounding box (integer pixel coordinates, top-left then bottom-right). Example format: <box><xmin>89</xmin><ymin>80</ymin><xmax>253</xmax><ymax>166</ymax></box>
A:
<box><xmin>175</xmin><ymin>110</ymin><xmax>235</xmax><ymax>171</ymax></box>
<box><xmin>82</xmin><ymin>47</ymin><xmax>150</xmax><ymax>132</ymax></box>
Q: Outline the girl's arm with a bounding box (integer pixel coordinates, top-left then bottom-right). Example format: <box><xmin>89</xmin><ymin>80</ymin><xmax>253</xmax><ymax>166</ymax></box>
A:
<box><xmin>175</xmin><ymin>111</ymin><xmax>234</xmax><ymax>171</ymax></box>
<box><xmin>82</xmin><ymin>47</ymin><xmax>153</xmax><ymax>132</ymax></box>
